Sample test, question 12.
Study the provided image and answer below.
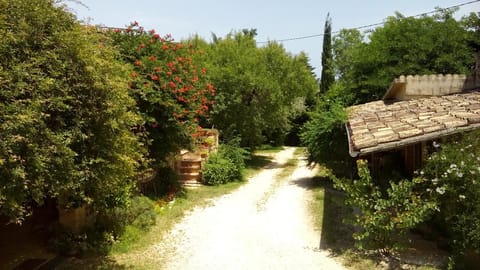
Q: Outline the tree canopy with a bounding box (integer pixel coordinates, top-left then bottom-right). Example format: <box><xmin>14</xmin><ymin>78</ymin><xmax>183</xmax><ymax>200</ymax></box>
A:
<box><xmin>192</xmin><ymin>31</ymin><xmax>318</xmax><ymax>149</ymax></box>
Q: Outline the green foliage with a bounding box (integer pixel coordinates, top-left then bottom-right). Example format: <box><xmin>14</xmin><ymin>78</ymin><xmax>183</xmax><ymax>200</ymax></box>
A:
<box><xmin>51</xmin><ymin>195</ymin><xmax>157</xmax><ymax>255</ymax></box>
<box><xmin>301</xmin><ymin>83</ymin><xmax>355</xmax><ymax>176</ymax></box>
<box><xmin>202</xmin><ymin>140</ymin><xmax>248</xmax><ymax>185</ymax></box>
<box><xmin>335</xmin><ymin>160</ymin><xmax>437</xmax><ymax>255</ymax></box>
<box><xmin>333</xmin><ymin>10</ymin><xmax>475</xmax><ymax>104</ymax></box>
<box><xmin>191</xmin><ymin>31</ymin><xmax>318</xmax><ymax>149</ymax></box>
<box><xmin>320</xmin><ymin>13</ymin><xmax>334</xmax><ymax>94</ymax></box>
<box><xmin>420</xmin><ymin>131</ymin><xmax>480</xmax><ymax>263</ymax></box>
<box><xmin>202</xmin><ymin>154</ymin><xmax>238</xmax><ymax>185</ymax></box>
<box><xmin>0</xmin><ymin>0</ymin><xmax>140</xmax><ymax>223</ymax></box>
<box><xmin>97</xmin><ymin>196</ymin><xmax>157</xmax><ymax>237</ymax></box>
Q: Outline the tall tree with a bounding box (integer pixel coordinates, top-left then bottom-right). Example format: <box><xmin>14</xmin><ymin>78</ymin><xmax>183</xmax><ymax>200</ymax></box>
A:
<box><xmin>319</xmin><ymin>13</ymin><xmax>334</xmax><ymax>94</ymax></box>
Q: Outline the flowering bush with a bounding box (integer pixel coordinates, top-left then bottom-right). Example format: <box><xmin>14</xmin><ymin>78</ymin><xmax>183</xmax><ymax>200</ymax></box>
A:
<box><xmin>109</xmin><ymin>22</ymin><xmax>215</xmax><ymax>165</ymax></box>
<box><xmin>420</xmin><ymin>131</ymin><xmax>480</xmax><ymax>265</ymax></box>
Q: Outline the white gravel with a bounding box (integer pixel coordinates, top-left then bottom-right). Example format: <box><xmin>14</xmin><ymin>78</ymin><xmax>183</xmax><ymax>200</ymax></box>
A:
<box><xmin>157</xmin><ymin>147</ymin><xmax>346</xmax><ymax>270</ymax></box>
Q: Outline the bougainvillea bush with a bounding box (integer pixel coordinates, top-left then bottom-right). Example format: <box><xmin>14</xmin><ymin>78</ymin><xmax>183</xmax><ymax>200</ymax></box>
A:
<box><xmin>109</xmin><ymin>23</ymin><xmax>215</xmax><ymax>167</ymax></box>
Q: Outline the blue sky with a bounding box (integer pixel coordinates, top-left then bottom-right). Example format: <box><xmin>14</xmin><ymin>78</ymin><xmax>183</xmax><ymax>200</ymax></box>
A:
<box><xmin>66</xmin><ymin>0</ymin><xmax>479</xmax><ymax>77</ymax></box>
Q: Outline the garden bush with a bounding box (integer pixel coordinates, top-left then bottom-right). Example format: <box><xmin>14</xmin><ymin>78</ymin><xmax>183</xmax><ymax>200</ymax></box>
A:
<box><xmin>202</xmin><ymin>140</ymin><xmax>248</xmax><ymax>185</ymax></box>
<box><xmin>335</xmin><ymin>160</ymin><xmax>436</xmax><ymax>255</ymax></box>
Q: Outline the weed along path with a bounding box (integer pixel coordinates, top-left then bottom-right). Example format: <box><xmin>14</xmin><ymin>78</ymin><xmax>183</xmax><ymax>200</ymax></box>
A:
<box><xmin>141</xmin><ymin>147</ymin><xmax>345</xmax><ymax>270</ymax></box>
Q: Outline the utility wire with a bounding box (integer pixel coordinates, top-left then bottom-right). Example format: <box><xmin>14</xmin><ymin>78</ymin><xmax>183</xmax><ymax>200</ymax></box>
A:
<box><xmin>257</xmin><ymin>0</ymin><xmax>480</xmax><ymax>44</ymax></box>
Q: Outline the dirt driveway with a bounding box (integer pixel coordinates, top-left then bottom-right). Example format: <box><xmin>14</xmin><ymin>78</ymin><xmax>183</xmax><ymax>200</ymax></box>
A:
<box><xmin>136</xmin><ymin>147</ymin><xmax>345</xmax><ymax>270</ymax></box>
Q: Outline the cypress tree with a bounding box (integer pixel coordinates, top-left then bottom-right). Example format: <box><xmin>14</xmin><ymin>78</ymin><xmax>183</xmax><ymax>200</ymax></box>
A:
<box><xmin>320</xmin><ymin>13</ymin><xmax>334</xmax><ymax>94</ymax></box>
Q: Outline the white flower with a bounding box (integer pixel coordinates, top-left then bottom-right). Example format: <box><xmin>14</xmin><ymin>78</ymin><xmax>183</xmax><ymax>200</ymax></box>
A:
<box><xmin>432</xmin><ymin>141</ymin><xmax>441</xmax><ymax>148</ymax></box>
<box><xmin>456</xmin><ymin>172</ymin><xmax>463</xmax><ymax>178</ymax></box>
<box><xmin>450</xmin><ymin>164</ymin><xmax>457</xmax><ymax>169</ymax></box>
<box><xmin>432</xmin><ymin>178</ymin><xmax>439</xmax><ymax>185</ymax></box>
<box><xmin>436</xmin><ymin>187</ymin><xmax>446</xmax><ymax>195</ymax></box>
<box><xmin>459</xmin><ymin>195</ymin><xmax>466</xmax><ymax>200</ymax></box>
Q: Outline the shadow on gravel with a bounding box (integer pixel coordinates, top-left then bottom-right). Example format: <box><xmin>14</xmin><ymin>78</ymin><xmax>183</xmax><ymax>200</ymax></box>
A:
<box><xmin>291</xmin><ymin>176</ymin><xmax>355</xmax><ymax>254</ymax></box>
<box><xmin>246</xmin><ymin>154</ymin><xmax>286</xmax><ymax>171</ymax></box>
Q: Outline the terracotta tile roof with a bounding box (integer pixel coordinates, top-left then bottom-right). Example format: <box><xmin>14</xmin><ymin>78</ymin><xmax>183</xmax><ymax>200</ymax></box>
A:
<box><xmin>346</xmin><ymin>90</ymin><xmax>480</xmax><ymax>157</ymax></box>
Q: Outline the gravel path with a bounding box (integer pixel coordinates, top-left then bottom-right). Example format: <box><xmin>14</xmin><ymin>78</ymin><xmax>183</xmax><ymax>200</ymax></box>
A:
<box><xmin>153</xmin><ymin>147</ymin><xmax>345</xmax><ymax>270</ymax></box>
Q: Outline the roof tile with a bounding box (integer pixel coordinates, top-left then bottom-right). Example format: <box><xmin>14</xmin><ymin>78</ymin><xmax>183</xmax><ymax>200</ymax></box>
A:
<box><xmin>346</xmin><ymin>90</ymin><xmax>480</xmax><ymax>155</ymax></box>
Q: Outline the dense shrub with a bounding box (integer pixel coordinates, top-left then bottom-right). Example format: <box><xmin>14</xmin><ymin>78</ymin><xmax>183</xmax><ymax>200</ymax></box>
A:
<box><xmin>202</xmin><ymin>154</ymin><xmax>237</xmax><ymax>185</ymax></box>
<box><xmin>108</xmin><ymin>23</ymin><xmax>215</xmax><ymax>167</ymax></box>
<box><xmin>202</xmin><ymin>141</ymin><xmax>248</xmax><ymax>185</ymax></box>
<box><xmin>0</xmin><ymin>0</ymin><xmax>140</xmax><ymax>223</ymax></box>
<box><xmin>335</xmin><ymin>160</ymin><xmax>436</xmax><ymax>255</ymax></box>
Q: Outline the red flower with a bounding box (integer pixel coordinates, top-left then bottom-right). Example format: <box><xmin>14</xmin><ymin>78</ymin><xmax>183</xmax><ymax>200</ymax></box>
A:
<box><xmin>134</xmin><ymin>60</ymin><xmax>142</xmax><ymax>66</ymax></box>
<box><xmin>174</xmin><ymin>76</ymin><xmax>182</xmax><ymax>83</ymax></box>
<box><xmin>201</xmin><ymin>67</ymin><xmax>207</xmax><ymax>74</ymax></box>
<box><xmin>133</xmin><ymin>20</ymin><xmax>139</xmax><ymax>26</ymax></box>
<box><xmin>162</xmin><ymin>45</ymin><xmax>169</xmax><ymax>51</ymax></box>
<box><xmin>139</xmin><ymin>43</ymin><xmax>146</xmax><ymax>49</ymax></box>
<box><xmin>148</xmin><ymin>55</ymin><xmax>156</xmax><ymax>61</ymax></box>
<box><xmin>177</xmin><ymin>57</ymin><xmax>183</xmax><ymax>62</ymax></box>
<box><xmin>151</xmin><ymin>74</ymin><xmax>159</xmax><ymax>81</ymax></box>
<box><xmin>114</xmin><ymin>28</ymin><xmax>120</xmax><ymax>33</ymax></box>
<box><xmin>130</xmin><ymin>72</ymin><xmax>138</xmax><ymax>78</ymax></box>
<box><xmin>153</xmin><ymin>33</ymin><xmax>160</xmax><ymax>39</ymax></box>
<box><xmin>168</xmin><ymin>61</ymin><xmax>175</xmax><ymax>69</ymax></box>
<box><xmin>168</xmin><ymin>81</ymin><xmax>176</xmax><ymax>89</ymax></box>
<box><xmin>192</xmin><ymin>76</ymin><xmax>198</xmax><ymax>83</ymax></box>
<box><xmin>166</xmin><ymin>71</ymin><xmax>172</xmax><ymax>76</ymax></box>
<box><xmin>149</xmin><ymin>29</ymin><xmax>156</xmax><ymax>34</ymax></box>
<box><xmin>155</xmin><ymin>66</ymin><xmax>162</xmax><ymax>72</ymax></box>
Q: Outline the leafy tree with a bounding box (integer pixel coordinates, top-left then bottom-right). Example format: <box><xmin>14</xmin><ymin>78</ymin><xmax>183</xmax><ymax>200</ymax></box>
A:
<box><xmin>320</xmin><ymin>13</ymin><xmax>334</xmax><ymax>94</ymax></box>
<box><xmin>345</xmin><ymin>10</ymin><xmax>475</xmax><ymax>103</ymax></box>
<box><xmin>0</xmin><ymin>0</ymin><xmax>140</xmax><ymax>223</ymax></box>
<box><xmin>194</xmin><ymin>31</ymin><xmax>317</xmax><ymax>149</ymax></box>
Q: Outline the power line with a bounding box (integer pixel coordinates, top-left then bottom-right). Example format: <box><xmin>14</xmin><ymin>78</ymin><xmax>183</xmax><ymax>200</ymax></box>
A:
<box><xmin>257</xmin><ymin>0</ymin><xmax>480</xmax><ymax>44</ymax></box>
